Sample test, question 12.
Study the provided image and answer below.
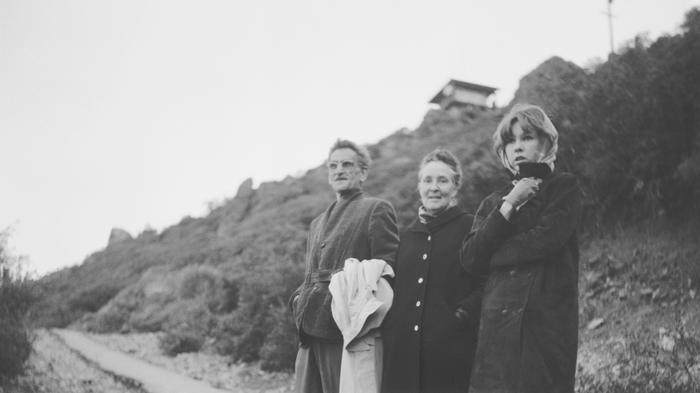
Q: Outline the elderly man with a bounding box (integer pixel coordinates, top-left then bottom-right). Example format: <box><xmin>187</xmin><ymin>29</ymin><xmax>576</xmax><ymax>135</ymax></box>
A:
<box><xmin>290</xmin><ymin>139</ymin><xmax>400</xmax><ymax>393</ymax></box>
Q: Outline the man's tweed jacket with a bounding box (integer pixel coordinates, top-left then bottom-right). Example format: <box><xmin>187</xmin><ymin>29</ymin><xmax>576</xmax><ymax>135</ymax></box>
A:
<box><xmin>291</xmin><ymin>190</ymin><xmax>399</xmax><ymax>343</ymax></box>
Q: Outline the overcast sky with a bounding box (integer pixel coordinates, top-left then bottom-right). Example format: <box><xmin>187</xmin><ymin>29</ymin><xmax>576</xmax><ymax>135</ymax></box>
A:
<box><xmin>2</xmin><ymin>0</ymin><xmax>699</xmax><ymax>276</ymax></box>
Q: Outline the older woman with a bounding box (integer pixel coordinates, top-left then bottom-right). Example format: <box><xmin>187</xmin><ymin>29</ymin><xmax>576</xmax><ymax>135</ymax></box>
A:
<box><xmin>382</xmin><ymin>149</ymin><xmax>482</xmax><ymax>393</ymax></box>
<box><xmin>462</xmin><ymin>104</ymin><xmax>582</xmax><ymax>393</ymax></box>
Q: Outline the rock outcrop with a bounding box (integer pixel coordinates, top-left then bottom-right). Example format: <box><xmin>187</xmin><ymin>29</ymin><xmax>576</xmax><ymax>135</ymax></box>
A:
<box><xmin>108</xmin><ymin>228</ymin><xmax>132</xmax><ymax>246</ymax></box>
<box><xmin>216</xmin><ymin>178</ymin><xmax>255</xmax><ymax>238</ymax></box>
<box><xmin>511</xmin><ymin>56</ymin><xmax>588</xmax><ymax>127</ymax></box>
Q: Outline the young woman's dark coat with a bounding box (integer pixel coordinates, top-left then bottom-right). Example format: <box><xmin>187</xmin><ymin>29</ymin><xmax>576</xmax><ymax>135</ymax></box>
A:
<box><xmin>382</xmin><ymin>206</ymin><xmax>483</xmax><ymax>393</ymax></box>
<box><xmin>462</xmin><ymin>172</ymin><xmax>582</xmax><ymax>393</ymax></box>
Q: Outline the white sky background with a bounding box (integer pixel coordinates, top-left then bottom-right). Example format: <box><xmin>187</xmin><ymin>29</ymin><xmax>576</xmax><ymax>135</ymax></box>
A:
<box><xmin>2</xmin><ymin>0</ymin><xmax>699</xmax><ymax>276</ymax></box>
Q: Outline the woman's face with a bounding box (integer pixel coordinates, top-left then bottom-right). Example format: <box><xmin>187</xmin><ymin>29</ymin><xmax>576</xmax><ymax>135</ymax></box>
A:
<box><xmin>504</xmin><ymin>122</ymin><xmax>549</xmax><ymax>168</ymax></box>
<box><xmin>418</xmin><ymin>161</ymin><xmax>458</xmax><ymax>213</ymax></box>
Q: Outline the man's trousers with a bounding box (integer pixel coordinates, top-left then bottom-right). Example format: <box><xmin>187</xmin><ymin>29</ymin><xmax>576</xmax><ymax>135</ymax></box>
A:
<box><xmin>294</xmin><ymin>337</ymin><xmax>342</xmax><ymax>393</ymax></box>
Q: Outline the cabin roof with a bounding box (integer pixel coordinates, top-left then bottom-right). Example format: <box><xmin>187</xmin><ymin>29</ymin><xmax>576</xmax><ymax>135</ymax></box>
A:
<box><xmin>429</xmin><ymin>79</ymin><xmax>498</xmax><ymax>103</ymax></box>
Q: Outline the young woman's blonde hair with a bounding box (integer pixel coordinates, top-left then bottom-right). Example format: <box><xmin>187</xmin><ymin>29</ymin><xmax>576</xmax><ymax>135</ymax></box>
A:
<box><xmin>493</xmin><ymin>104</ymin><xmax>559</xmax><ymax>174</ymax></box>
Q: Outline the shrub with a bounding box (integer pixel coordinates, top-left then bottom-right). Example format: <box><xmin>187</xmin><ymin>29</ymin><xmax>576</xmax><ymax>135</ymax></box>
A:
<box><xmin>128</xmin><ymin>301</ymin><xmax>173</xmax><ymax>332</ymax></box>
<box><xmin>92</xmin><ymin>306</ymin><xmax>130</xmax><ymax>333</ymax></box>
<box><xmin>0</xmin><ymin>318</ymin><xmax>33</xmax><ymax>381</ymax></box>
<box><xmin>88</xmin><ymin>284</ymin><xmax>145</xmax><ymax>333</ymax></box>
<box><xmin>213</xmin><ymin>311</ymin><xmax>267</xmax><ymax>363</ymax></box>
<box><xmin>560</xmin><ymin>9</ymin><xmax>700</xmax><ymax>220</ymax></box>
<box><xmin>211</xmin><ymin>278</ymin><xmax>239</xmax><ymax>314</ymax></box>
<box><xmin>67</xmin><ymin>283</ymin><xmax>121</xmax><ymax>313</ymax></box>
<box><xmin>258</xmin><ymin>305</ymin><xmax>298</xmax><ymax>371</ymax></box>
<box><xmin>0</xmin><ymin>233</ymin><xmax>37</xmax><ymax>382</ymax></box>
<box><xmin>159</xmin><ymin>326</ymin><xmax>205</xmax><ymax>356</ymax></box>
<box><xmin>179</xmin><ymin>265</ymin><xmax>219</xmax><ymax>299</ymax></box>
<box><xmin>158</xmin><ymin>299</ymin><xmax>214</xmax><ymax>356</ymax></box>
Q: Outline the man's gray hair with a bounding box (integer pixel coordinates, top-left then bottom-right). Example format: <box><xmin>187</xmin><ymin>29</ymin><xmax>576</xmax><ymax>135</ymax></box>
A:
<box><xmin>328</xmin><ymin>139</ymin><xmax>372</xmax><ymax>170</ymax></box>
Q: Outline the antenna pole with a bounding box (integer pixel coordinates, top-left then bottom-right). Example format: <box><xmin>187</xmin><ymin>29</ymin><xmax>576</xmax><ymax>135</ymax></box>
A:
<box><xmin>606</xmin><ymin>0</ymin><xmax>615</xmax><ymax>55</ymax></box>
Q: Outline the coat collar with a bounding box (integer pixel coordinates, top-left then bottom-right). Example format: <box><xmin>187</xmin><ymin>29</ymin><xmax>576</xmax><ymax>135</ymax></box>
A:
<box><xmin>408</xmin><ymin>205</ymin><xmax>466</xmax><ymax>234</ymax></box>
<box><xmin>325</xmin><ymin>189</ymin><xmax>363</xmax><ymax>213</ymax></box>
<box><xmin>336</xmin><ymin>188</ymin><xmax>363</xmax><ymax>202</ymax></box>
<box><xmin>319</xmin><ymin>189</ymin><xmax>364</xmax><ymax>230</ymax></box>
<box><xmin>510</xmin><ymin>162</ymin><xmax>553</xmax><ymax>181</ymax></box>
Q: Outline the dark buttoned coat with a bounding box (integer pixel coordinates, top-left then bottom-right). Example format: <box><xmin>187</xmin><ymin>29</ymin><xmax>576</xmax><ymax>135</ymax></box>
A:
<box><xmin>382</xmin><ymin>206</ymin><xmax>482</xmax><ymax>393</ymax></box>
<box><xmin>291</xmin><ymin>190</ymin><xmax>399</xmax><ymax>342</ymax></box>
<box><xmin>462</xmin><ymin>172</ymin><xmax>582</xmax><ymax>393</ymax></box>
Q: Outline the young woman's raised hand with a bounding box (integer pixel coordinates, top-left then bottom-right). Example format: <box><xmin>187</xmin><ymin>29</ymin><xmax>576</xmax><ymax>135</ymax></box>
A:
<box><xmin>503</xmin><ymin>178</ymin><xmax>541</xmax><ymax>209</ymax></box>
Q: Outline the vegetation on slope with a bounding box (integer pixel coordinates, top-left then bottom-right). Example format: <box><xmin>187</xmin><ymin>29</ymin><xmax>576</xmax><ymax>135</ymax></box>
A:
<box><xmin>0</xmin><ymin>231</ymin><xmax>37</xmax><ymax>385</ymax></box>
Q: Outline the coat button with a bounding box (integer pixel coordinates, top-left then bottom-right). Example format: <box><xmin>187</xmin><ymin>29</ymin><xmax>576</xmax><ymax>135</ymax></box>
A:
<box><xmin>320</xmin><ymin>242</ymin><xmax>326</xmax><ymax>248</ymax></box>
<box><xmin>416</xmin><ymin>301</ymin><xmax>421</xmax><ymax>307</ymax></box>
<box><xmin>417</xmin><ymin>277</ymin><xmax>424</xmax><ymax>284</ymax></box>
<box><xmin>422</xmin><ymin>253</ymin><xmax>428</xmax><ymax>260</ymax></box>
<box><xmin>414</xmin><ymin>325</ymin><xmax>419</xmax><ymax>331</ymax></box>
<box><xmin>427</xmin><ymin>235</ymin><xmax>431</xmax><ymax>241</ymax></box>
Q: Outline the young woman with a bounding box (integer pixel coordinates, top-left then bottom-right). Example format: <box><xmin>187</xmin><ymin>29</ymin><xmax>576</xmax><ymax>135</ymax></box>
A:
<box><xmin>382</xmin><ymin>149</ymin><xmax>482</xmax><ymax>393</ymax></box>
<box><xmin>462</xmin><ymin>104</ymin><xmax>582</xmax><ymax>393</ymax></box>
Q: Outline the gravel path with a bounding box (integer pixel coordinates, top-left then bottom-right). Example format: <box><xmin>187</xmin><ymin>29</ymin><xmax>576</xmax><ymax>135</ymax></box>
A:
<box><xmin>2</xmin><ymin>329</ymin><xmax>293</xmax><ymax>393</ymax></box>
<box><xmin>85</xmin><ymin>331</ymin><xmax>294</xmax><ymax>393</ymax></box>
<box><xmin>55</xmin><ymin>329</ymin><xmax>233</xmax><ymax>393</ymax></box>
<box><xmin>2</xmin><ymin>329</ymin><xmax>144</xmax><ymax>393</ymax></box>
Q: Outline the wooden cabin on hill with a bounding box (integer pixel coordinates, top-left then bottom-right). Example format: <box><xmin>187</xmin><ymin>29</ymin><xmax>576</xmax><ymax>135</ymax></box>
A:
<box><xmin>429</xmin><ymin>79</ymin><xmax>497</xmax><ymax>116</ymax></box>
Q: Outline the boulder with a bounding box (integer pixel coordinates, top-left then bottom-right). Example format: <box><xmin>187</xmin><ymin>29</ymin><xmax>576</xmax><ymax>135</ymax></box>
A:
<box><xmin>108</xmin><ymin>228</ymin><xmax>132</xmax><ymax>245</ymax></box>
<box><xmin>510</xmin><ymin>56</ymin><xmax>588</xmax><ymax>126</ymax></box>
<box><xmin>216</xmin><ymin>178</ymin><xmax>256</xmax><ymax>237</ymax></box>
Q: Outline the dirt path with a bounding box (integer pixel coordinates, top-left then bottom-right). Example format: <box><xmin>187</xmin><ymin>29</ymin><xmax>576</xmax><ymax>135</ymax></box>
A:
<box><xmin>3</xmin><ymin>329</ymin><xmax>144</xmax><ymax>393</ymax></box>
<box><xmin>84</xmin><ymin>331</ymin><xmax>294</xmax><ymax>393</ymax></box>
<box><xmin>53</xmin><ymin>329</ymin><xmax>232</xmax><ymax>393</ymax></box>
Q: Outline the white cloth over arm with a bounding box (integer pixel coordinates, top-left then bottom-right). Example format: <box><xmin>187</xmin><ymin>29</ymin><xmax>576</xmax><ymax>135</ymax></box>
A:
<box><xmin>329</xmin><ymin>258</ymin><xmax>395</xmax><ymax>393</ymax></box>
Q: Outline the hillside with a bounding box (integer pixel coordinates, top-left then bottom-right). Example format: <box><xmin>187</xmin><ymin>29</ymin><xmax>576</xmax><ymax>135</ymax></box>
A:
<box><xmin>32</xmin><ymin>7</ymin><xmax>700</xmax><ymax>390</ymax></box>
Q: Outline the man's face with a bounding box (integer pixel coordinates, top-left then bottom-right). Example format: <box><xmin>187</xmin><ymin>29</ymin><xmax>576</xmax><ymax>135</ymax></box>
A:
<box><xmin>327</xmin><ymin>148</ymin><xmax>367</xmax><ymax>193</ymax></box>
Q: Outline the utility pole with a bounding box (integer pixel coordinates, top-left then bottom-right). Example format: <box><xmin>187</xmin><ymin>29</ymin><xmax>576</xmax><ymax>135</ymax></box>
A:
<box><xmin>605</xmin><ymin>0</ymin><xmax>615</xmax><ymax>55</ymax></box>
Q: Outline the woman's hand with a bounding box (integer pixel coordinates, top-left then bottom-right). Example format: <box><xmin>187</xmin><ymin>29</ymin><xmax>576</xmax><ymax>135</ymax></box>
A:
<box><xmin>504</xmin><ymin>178</ymin><xmax>540</xmax><ymax>209</ymax></box>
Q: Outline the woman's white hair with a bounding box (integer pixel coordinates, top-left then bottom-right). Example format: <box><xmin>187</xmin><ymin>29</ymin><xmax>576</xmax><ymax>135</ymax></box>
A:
<box><xmin>493</xmin><ymin>104</ymin><xmax>559</xmax><ymax>175</ymax></box>
<box><xmin>418</xmin><ymin>148</ymin><xmax>463</xmax><ymax>189</ymax></box>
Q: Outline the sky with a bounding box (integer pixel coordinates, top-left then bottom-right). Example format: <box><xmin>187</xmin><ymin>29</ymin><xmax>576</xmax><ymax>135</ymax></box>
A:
<box><xmin>2</xmin><ymin>0</ymin><xmax>699</xmax><ymax>276</ymax></box>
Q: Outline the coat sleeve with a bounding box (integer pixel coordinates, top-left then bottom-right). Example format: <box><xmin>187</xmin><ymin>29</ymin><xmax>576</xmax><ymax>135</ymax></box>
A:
<box><xmin>454</xmin><ymin>209</ymin><xmax>494</xmax><ymax>318</ymax></box>
<box><xmin>288</xmin><ymin>218</ymin><xmax>316</xmax><ymax>314</ymax></box>
<box><xmin>368</xmin><ymin>200</ymin><xmax>400</xmax><ymax>267</ymax></box>
<box><xmin>460</xmin><ymin>194</ymin><xmax>513</xmax><ymax>274</ymax></box>
<box><xmin>490</xmin><ymin>174</ymin><xmax>582</xmax><ymax>267</ymax></box>
<box><xmin>456</xmin><ymin>269</ymin><xmax>488</xmax><ymax>319</ymax></box>
<box><xmin>288</xmin><ymin>286</ymin><xmax>301</xmax><ymax>315</ymax></box>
